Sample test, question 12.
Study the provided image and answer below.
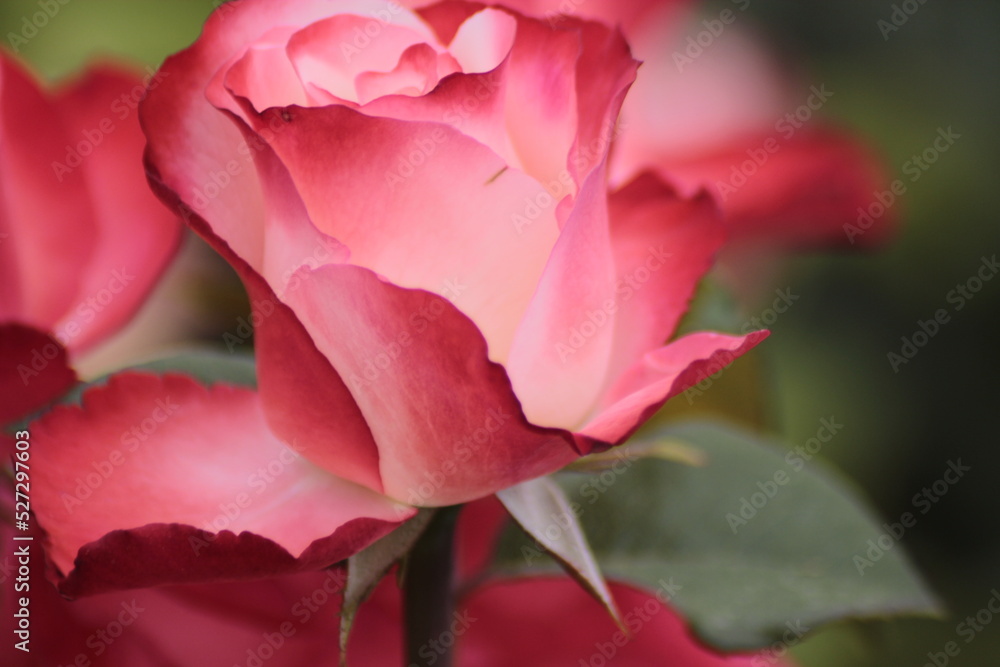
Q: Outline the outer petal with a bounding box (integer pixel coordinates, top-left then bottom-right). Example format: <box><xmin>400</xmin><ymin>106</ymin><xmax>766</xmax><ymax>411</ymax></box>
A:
<box><xmin>663</xmin><ymin>126</ymin><xmax>896</xmax><ymax>248</ymax></box>
<box><xmin>50</xmin><ymin>66</ymin><xmax>182</xmax><ymax>353</ymax></box>
<box><xmin>0</xmin><ymin>323</ymin><xmax>76</xmax><ymax>425</ymax></box>
<box><xmin>1</xmin><ymin>487</ymin><xmax>351</xmax><ymax>666</ymax></box>
<box><xmin>506</xmin><ymin>161</ymin><xmax>618</xmax><ymax>430</ymax></box>
<box><xmin>279</xmin><ymin>263</ymin><xmax>580</xmax><ymax>506</ymax></box>
<box><xmin>456</xmin><ymin>577</ymin><xmax>796</xmax><ymax>666</ymax></box>
<box><xmin>0</xmin><ymin>54</ymin><xmax>96</xmax><ymax>327</ymax></box>
<box><xmin>30</xmin><ymin>373</ymin><xmax>412</xmax><ymax>597</ymax></box>
<box><xmin>579</xmin><ymin>331</ymin><xmax>768</xmax><ymax>447</ymax></box>
<box><xmin>603</xmin><ymin>174</ymin><xmax>725</xmax><ymax>386</ymax></box>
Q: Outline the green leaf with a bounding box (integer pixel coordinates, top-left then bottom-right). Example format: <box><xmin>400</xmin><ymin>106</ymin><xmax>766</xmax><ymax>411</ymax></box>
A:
<box><xmin>340</xmin><ymin>509</ymin><xmax>436</xmax><ymax>666</ymax></box>
<box><xmin>494</xmin><ymin>420</ymin><xmax>941</xmax><ymax>651</ymax></box>
<box><xmin>496</xmin><ymin>477</ymin><xmax>622</xmax><ymax>630</ymax></box>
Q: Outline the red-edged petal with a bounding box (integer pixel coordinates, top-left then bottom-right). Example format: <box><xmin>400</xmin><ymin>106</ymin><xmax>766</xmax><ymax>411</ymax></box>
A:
<box><xmin>30</xmin><ymin>372</ymin><xmax>411</xmax><ymax>597</ymax></box>
<box><xmin>665</xmin><ymin>126</ymin><xmax>896</xmax><ymax>248</ymax></box>
<box><xmin>278</xmin><ymin>263</ymin><xmax>579</xmax><ymax>506</ymax></box>
<box><xmin>457</xmin><ymin>577</ymin><xmax>796</xmax><ymax>666</ymax></box>
<box><xmin>580</xmin><ymin>331</ymin><xmax>768</xmax><ymax>447</ymax></box>
<box><xmin>603</xmin><ymin>174</ymin><xmax>725</xmax><ymax>385</ymax></box>
<box><xmin>2</xmin><ymin>480</ymin><xmax>352</xmax><ymax>667</ymax></box>
<box><xmin>50</xmin><ymin>66</ymin><xmax>182</xmax><ymax>353</ymax></box>
<box><xmin>0</xmin><ymin>54</ymin><xmax>96</xmax><ymax>328</ymax></box>
<box><xmin>0</xmin><ymin>323</ymin><xmax>76</xmax><ymax>425</ymax></box>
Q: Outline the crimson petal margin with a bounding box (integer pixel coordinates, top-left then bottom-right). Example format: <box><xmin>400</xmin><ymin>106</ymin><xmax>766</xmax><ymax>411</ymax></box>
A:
<box><xmin>30</xmin><ymin>372</ymin><xmax>412</xmax><ymax>597</ymax></box>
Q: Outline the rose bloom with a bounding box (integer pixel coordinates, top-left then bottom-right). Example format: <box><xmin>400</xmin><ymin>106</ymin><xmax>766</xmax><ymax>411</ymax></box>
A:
<box><xmin>142</xmin><ymin>0</ymin><xmax>764</xmax><ymax>508</ymax></box>
<box><xmin>0</xmin><ymin>54</ymin><xmax>181</xmax><ymax>423</ymax></box>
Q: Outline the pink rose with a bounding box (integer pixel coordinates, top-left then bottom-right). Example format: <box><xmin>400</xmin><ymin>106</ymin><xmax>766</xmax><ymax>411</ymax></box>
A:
<box><xmin>142</xmin><ymin>0</ymin><xmax>764</xmax><ymax>507</ymax></box>
<box><xmin>0</xmin><ymin>55</ymin><xmax>181</xmax><ymax>423</ymax></box>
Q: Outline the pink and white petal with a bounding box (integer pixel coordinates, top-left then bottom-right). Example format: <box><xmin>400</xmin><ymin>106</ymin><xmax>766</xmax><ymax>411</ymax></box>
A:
<box><xmin>579</xmin><ymin>331</ymin><xmax>768</xmax><ymax>448</ymax></box>
<box><xmin>51</xmin><ymin>66</ymin><xmax>182</xmax><ymax>353</ymax></box>
<box><xmin>286</xmin><ymin>12</ymin><xmax>438</xmax><ymax>105</ymax></box>
<box><xmin>447</xmin><ymin>8</ymin><xmax>517</xmax><ymax>74</ymax></box>
<box><xmin>0</xmin><ymin>55</ymin><xmax>96</xmax><ymax>327</ymax></box>
<box><xmin>565</xmin><ymin>16</ymin><xmax>639</xmax><ymax>182</ymax></box>
<box><xmin>355</xmin><ymin>43</ymin><xmax>446</xmax><ymax>105</ymax></box>
<box><xmin>501</xmin><ymin>13</ymin><xmax>583</xmax><ymax>189</ymax></box>
<box><xmin>248</xmin><ymin>104</ymin><xmax>559</xmax><ymax>362</ymax></box>
<box><xmin>30</xmin><ymin>373</ymin><xmax>411</xmax><ymax>596</ymax></box>
<box><xmin>665</xmin><ymin>126</ymin><xmax>896</xmax><ymax>248</ymax></box>
<box><xmin>506</xmin><ymin>161</ymin><xmax>618</xmax><ymax>430</ymax></box>
<box><xmin>361</xmin><ymin>62</ymin><xmax>517</xmax><ymax>172</ymax></box>
<box><xmin>0</xmin><ymin>323</ymin><xmax>76</xmax><ymax>425</ymax></box>
<box><xmin>222</xmin><ymin>30</ymin><xmax>311</xmax><ymax>112</ymax></box>
<box><xmin>279</xmin><ymin>263</ymin><xmax>580</xmax><ymax>506</ymax></box>
<box><xmin>602</xmin><ymin>173</ymin><xmax>724</xmax><ymax>387</ymax></box>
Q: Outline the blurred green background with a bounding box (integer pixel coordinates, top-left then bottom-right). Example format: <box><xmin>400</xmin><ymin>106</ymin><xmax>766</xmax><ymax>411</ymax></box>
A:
<box><xmin>2</xmin><ymin>0</ymin><xmax>996</xmax><ymax>664</ymax></box>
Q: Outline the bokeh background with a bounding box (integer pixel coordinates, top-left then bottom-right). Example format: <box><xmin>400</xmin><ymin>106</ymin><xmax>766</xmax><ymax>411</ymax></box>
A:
<box><xmin>2</xmin><ymin>0</ymin><xmax>996</xmax><ymax>664</ymax></box>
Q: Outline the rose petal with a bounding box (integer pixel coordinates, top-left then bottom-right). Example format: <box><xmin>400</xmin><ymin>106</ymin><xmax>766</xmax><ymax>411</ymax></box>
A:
<box><xmin>279</xmin><ymin>263</ymin><xmax>580</xmax><ymax>506</ymax></box>
<box><xmin>580</xmin><ymin>331</ymin><xmax>768</xmax><ymax>447</ymax></box>
<box><xmin>31</xmin><ymin>372</ymin><xmax>411</xmax><ymax>596</ymax></box>
<box><xmin>603</xmin><ymin>173</ymin><xmax>725</xmax><ymax>384</ymax></box>
<box><xmin>506</xmin><ymin>161</ymin><xmax>618</xmax><ymax>430</ymax></box>
<box><xmin>665</xmin><ymin>126</ymin><xmax>896</xmax><ymax>248</ymax></box>
<box><xmin>0</xmin><ymin>55</ymin><xmax>96</xmax><ymax>327</ymax></box>
<box><xmin>0</xmin><ymin>323</ymin><xmax>76</xmax><ymax>424</ymax></box>
<box><xmin>50</xmin><ymin>66</ymin><xmax>182</xmax><ymax>353</ymax></box>
<box><xmin>285</xmin><ymin>11</ymin><xmax>439</xmax><ymax>105</ymax></box>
